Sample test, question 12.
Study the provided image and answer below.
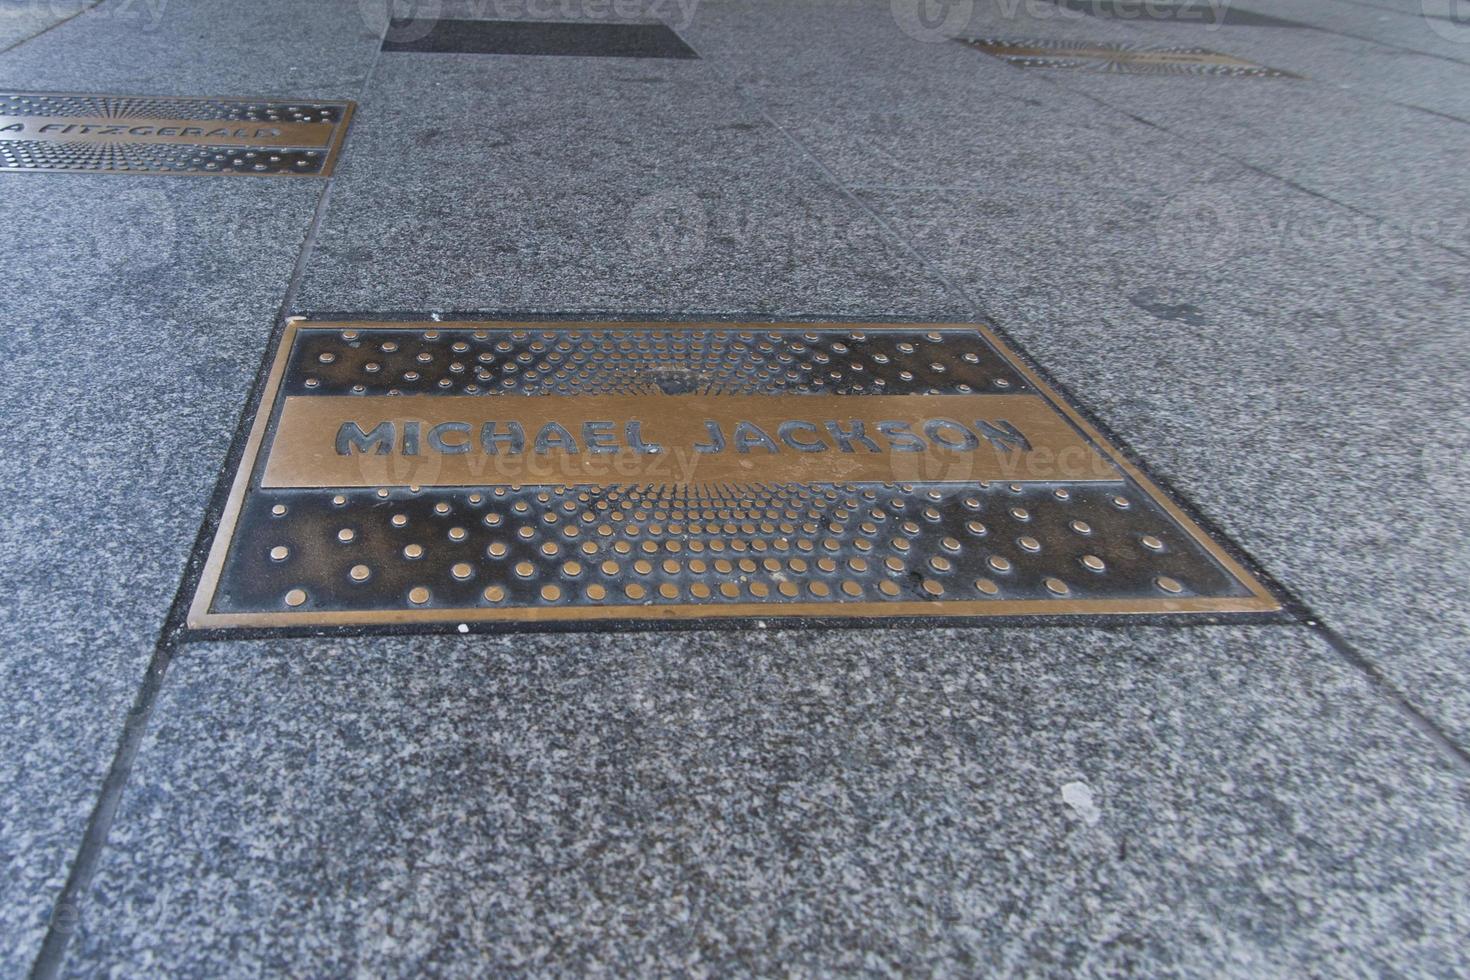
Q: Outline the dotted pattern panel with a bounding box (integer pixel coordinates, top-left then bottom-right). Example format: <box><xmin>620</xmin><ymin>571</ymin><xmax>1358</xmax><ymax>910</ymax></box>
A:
<box><xmin>0</xmin><ymin>93</ymin><xmax>351</xmax><ymax>175</ymax></box>
<box><xmin>201</xmin><ymin>324</ymin><xmax>1262</xmax><ymax>622</ymax></box>
<box><xmin>284</xmin><ymin>325</ymin><xmax>1032</xmax><ymax>397</ymax></box>
<box><xmin>213</xmin><ymin>481</ymin><xmax>1245</xmax><ymax>614</ymax></box>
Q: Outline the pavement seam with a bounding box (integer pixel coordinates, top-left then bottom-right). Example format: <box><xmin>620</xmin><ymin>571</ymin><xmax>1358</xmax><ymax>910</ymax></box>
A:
<box><xmin>0</xmin><ymin>0</ymin><xmax>103</xmax><ymax>56</ymax></box>
<box><xmin>1308</xmin><ymin>620</ymin><xmax>1470</xmax><ymax>777</ymax></box>
<box><xmin>27</xmin><ymin>35</ymin><xmax>388</xmax><ymax>980</ymax></box>
<box><xmin>685</xmin><ymin>37</ymin><xmax>989</xmax><ymax>320</ymax></box>
<box><xmin>1197</xmin><ymin>1</ymin><xmax>1470</xmax><ymax>66</ymax></box>
<box><xmin>967</xmin><ymin>34</ymin><xmax>1470</xmax><ymax>263</ymax></box>
<box><xmin>718</xmin><ymin>33</ymin><xmax>1470</xmax><ymax>773</ymax></box>
<box><xmin>1100</xmin><ymin>97</ymin><xmax>1470</xmax><ymax>262</ymax></box>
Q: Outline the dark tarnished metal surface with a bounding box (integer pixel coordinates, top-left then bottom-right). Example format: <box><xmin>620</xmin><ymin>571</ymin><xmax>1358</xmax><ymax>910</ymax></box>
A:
<box><xmin>0</xmin><ymin>93</ymin><xmax>355</xmax><ymax>176</ymax></box>
<box><xmin>380</xmin><ymin>19</ymin><xmax>698</xmax><ymax>58</ymax></box>
<box><xmin>188</xmin><ymin>321</ymin><xmax>1279</xmax><ymax>629</ymax></box>
<box><xmin>960</xmin><ymin>40</ymin><xmax>1299</xmax><ymax>78</ymax></box>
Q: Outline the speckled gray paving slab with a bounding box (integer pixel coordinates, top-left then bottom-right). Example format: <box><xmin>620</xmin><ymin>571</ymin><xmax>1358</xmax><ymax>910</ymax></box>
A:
<box><xmin>1034</xmin><ymin>67</ymin><xmax>1469</xmax><ymax>256</ymax></box>
<box><xmin>292</xmin><ymin>52</ymin><xmax>965</xmax><ymax>316</ymax></box>
<box><xmin>0</xmin><ymin>0</ymin><xmax>380</xmax><ymax>98</ymax></box>
<box><xmin>0</xmin><ymin>174</ymin><xmax>322</xmax><ymax>970</ymax></box>
<box><xmin>65</xmin><ymin>627</ymin><xmax>1470</xmax><ymax>975</ymax></box>
<box><xmin>1229</xmin><ymin>0</ymin><xmax>1470</xmax><ymax>64</ymax></box>
<box><xmin>0</xmin><ymin>0</ymin><xmax>78</xmax><ymax>51</ymax></box>
<box><xmin>678</xmin><ymin>0</ymin><xmax>1214</xmax><ymax>194</ymax></box>
<box><xmin>1117</xmin><ymin>15</ymin><xmax>1470</xmax><ymax>121</ymax></box>
<box><xmin>859</xmin><ymin>168</ymin><xmax>1470</xmax><ymax>745</ymax></box>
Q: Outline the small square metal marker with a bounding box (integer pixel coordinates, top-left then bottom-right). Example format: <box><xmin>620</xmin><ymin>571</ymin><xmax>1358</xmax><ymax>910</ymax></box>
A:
<box><xmin>188</xmin><ymin>321</ymin><xmax>1279</xmax><ymax>630</ymax></box>
<box><xmin>0</xmin><ymin>93</ymin><xmax>356</xmax><ymax>176</ymax></box>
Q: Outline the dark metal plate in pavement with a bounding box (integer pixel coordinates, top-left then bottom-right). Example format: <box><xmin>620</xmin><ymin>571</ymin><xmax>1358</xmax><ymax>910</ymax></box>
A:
<box><xmin>188</xmin><ymin>320</ymin><xmax>1279</xmax><ymax>629</ymax></box>
<box><xmin>1050</xmin><ymin>0</ymin><xmax>1310</xmax><ymax>27</ymax></box>
<box><xmin>961</xmin><ymin>39</ymin><xmax>1298</xmax><ymax>77</ymax></box>
<box><xmin>0</xmin><ymin>93</ymin><xmax>355</xmax><ymax>176</ymax></box>
<box><xmin>380</xmin><ymin>19</ymin><xmax>698</xmax><ymax>58</ymax></box>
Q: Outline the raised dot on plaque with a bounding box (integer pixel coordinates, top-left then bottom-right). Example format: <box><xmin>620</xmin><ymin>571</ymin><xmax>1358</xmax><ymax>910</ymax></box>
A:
<box><xmin>1081</xmin><ymin>555</ymin><xmax>1106</xmax><ymax>572</ymax></box>
<box><xmin>879</xmin><ymin>580</ymin><xmax>900</xmax><ymax>597</ymax></box>
<box><xmin>541</xmin><ymin>584</ymin><xmax>562</xmax><ymax>602</ymax></box>
<box><xmin>1156</xmin><ymin>576</ymin><xmax>1184</xmax><ymax>594</ymax></box>
<box><xmin>1141</xmin><ymin>535</ymin><xmax>1164</xmax><ymax>551</ymax></box>
<box><xmin>1044</xmin><ymin>578</ymin><xmax>1070</xmax><ymax>595</ymax></box>
<box><xmin>451</xmin><ymin>562</ymin><xmax>473</xmax><ymax>580</ymax></box>
<box><xmin>408</xmin><ymin>586</ymin><xmax>430</xmax><ymax>605</ymax></box>
<box><xmin>482</xmin><ymin>585</ymin><xmax>505</xmax><ymax>602</ymax></box>
<box><xmin>988</xmin><ymin>555</ymin><xmax>1012</xmax><ymax>572</ymax></box>
<box><xmin>284</xmin><ymin>588</ymin><xmax>307</xmax><ymax>607</ymax></box>
<box><xmin>269</xmin><ymin>546</ymin><xmax>289</xmax><ymax>561</ymax></box>
<box><xmin>514</xmin><ymin>561</ymin><xmax>534</xmax><ymax>578</ymax></box>
<box><xmin>975</xmin><ymin>578</ymin><xmax>999</xmax><ymax>595</ymax></box>
<box><xmin>337</xmin><ymin>528</ymin><xmax>355</xmax><ymax>543</ymax></box>
<box><xmin>921</xmin><ymin>579</ymin><xmax>944</xmax><ymax>597</ymax></box>
<box><xmin>349</xmin><ymin>564</ymin><xmax>371</xmax><ymax>582</ymax></box>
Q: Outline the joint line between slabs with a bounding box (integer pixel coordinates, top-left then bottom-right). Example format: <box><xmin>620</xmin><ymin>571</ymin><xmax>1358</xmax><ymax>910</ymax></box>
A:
<box><xmin>27</xmin><ymin>36</ymin><xmax>389</xmax><ymax>980</ymax></box>
<box><xmin>706</xmin><ymin>43</ymin><xmax>1470</xmax><ymax>774</ymax></box>
<box><xmin>0</xmin><ymin>0</ymin><xmax>103</xmax><ymax>56</ymax></box>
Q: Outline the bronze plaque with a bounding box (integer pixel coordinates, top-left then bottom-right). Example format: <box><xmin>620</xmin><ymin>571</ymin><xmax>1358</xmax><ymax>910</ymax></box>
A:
<box><xmin>0</xmin><ymin>93</ymin><xmax>355</xmax><ymax>176</ymax></box>
<box><xmin>960</xmin><ymin>39</ymin><xmax>1299</xmax><ymax>78</ymax></box>
<box><xmin>188</xmin><ymin>320</ymin><xmax>1279</xmax><ymax>629</ymax></box>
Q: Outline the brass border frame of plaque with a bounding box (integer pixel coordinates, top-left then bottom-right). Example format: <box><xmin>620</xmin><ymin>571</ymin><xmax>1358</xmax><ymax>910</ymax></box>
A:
<box><xmin>186</xmin><ymin>320</ymin><xmax>1280</xmax><ymax>630</ymax></box>
<box><xmin>0</xmin><ymin>92</ymin><xmax>357</xmax><ymax>177</ymax></box>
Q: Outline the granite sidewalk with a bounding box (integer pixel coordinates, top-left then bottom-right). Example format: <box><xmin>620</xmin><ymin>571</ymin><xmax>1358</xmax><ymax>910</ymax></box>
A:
<box><xmin>1</xmin><ymin>0</ymin><xmax>1467</xmax><ymax>974</ymax></box>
